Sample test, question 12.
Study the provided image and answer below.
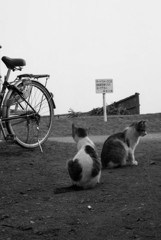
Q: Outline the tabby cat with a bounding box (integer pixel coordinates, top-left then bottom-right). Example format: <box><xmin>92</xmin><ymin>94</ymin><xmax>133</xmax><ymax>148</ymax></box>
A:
<box><xmin>101</xmin><ymin>120</ymin><xmax>147</xmax><ymax>168</ymax></box>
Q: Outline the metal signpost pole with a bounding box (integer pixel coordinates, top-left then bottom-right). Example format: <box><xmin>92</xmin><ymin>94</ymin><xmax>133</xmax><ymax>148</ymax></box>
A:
<box><xmin>0</xmin><ymin>45</ymin><xmax>2</xmax><ymax>141</ymax></box>
<box><xmin>103</xmin><ymin>92</ymin><xmax>107</xmax><ymax>122</ymax></box>
<box><xmin>0</xmin><ymin>45</ymin><xmax>1</xmax><ymax>75</ymax></box>
<box><xmin>0</xmin><ymin>45</ymin><xmax>2</xmax><ymax>92</ymax></box>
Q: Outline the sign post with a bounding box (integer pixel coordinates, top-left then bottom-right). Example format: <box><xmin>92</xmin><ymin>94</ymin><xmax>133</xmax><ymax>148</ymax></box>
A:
<box><xmin>0</xmin><ymin>46</ymin><xmax>2</xmax><ymax>92</ymax></box>
<box><xmin>95</xmin><ymin>79</ymin><xmax>113</xmax><ymax>122</ymax></box>
<box><xmin>103</xmin><ymin>92</ymin><xmax>107</xmax><ymax>122</ymax></box>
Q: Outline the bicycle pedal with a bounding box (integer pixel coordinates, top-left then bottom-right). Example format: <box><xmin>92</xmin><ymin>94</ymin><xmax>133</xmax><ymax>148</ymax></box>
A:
<box><xmin>6</xmin><ymin>134</ymin><xmax>15</xmax><ymax>141</ymax></box>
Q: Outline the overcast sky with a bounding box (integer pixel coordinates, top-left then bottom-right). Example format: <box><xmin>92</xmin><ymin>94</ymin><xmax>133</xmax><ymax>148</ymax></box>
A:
<box><xmin>0</xmin><ymin>0</ymin><xmax>161</xmax><ymax>114</ymax></box>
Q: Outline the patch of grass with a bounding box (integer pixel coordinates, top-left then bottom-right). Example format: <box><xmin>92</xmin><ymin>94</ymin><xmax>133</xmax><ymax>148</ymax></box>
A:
<box><xmin>51</xmin><ymin>113</ymin><xmax>161</xmax><ymax>137</ymax></box>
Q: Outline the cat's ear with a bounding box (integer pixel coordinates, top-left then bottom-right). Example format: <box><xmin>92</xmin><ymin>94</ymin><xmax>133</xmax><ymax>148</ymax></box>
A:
<box><xmin>138</xmin><ymin>120</ymin><xmax>146</xmax><ymax>126</ymax></box>
<box><xmin>87</xmin><ymin>127</ymin><xmax>90</xmax><ymax>135</ymax></box>
<box><xmin>72</xmin><ymin>123</ymin><xmax>76</xmax><ymax>139</ymax></box>
<box><xmin>72</xmin><ymin>123</ymin><xmax>75</xmax><ymax>130</ymax></box>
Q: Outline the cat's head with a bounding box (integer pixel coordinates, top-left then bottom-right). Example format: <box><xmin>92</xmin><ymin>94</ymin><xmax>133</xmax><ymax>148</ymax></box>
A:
<box><xmin>131</xmin><ymin>120</ymin><xmax>147</xmax><ymax>136</ymax></box>
<box><xmin>72</xmin><ymin>123</ymin><xmax>89</xmax><ymax>142</ymax></box>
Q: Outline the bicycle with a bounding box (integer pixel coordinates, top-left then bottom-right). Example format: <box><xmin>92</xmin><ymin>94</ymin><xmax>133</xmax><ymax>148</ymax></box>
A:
<box><xmin>0</xmin><ymin>55</ymin><xmax>56</xmax><ymax>151</ymax></box>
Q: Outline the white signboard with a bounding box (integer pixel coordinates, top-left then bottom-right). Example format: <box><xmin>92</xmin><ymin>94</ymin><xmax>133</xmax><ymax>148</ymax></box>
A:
<box><xmin>96</xmin><ymin>79</ymin><xmax>113</xmax><ymax>93</ymax></box>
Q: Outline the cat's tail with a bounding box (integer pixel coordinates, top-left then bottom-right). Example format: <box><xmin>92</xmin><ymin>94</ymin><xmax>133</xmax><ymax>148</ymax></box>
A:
<box><xmin>54</xmin><ymin>185</ymin><xmax>83</xmax><ymax>194</ymax></box>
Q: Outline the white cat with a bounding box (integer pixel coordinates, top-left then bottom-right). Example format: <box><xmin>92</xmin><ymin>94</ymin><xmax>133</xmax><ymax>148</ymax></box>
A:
<box><xmin>67</xmin><ymin>123</ymin><xmax>101</xmax><ymax>189</ymax></box>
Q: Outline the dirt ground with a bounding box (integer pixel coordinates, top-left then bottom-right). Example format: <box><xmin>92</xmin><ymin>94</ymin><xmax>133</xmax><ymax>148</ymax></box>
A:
<box><xmin>0</xmin><ymin>114</ymin><xmax>161</xmax><ymax>240</ymax></box>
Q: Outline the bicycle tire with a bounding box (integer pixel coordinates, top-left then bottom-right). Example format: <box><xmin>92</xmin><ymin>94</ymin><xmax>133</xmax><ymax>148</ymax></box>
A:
<box><xmin>4</xmin><ymin>80</ymin><xmax>54</xmax><ymax>148</ymax></box>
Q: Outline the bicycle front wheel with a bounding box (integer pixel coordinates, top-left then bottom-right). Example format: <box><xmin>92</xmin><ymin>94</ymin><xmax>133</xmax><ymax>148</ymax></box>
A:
<box><xmin>5</xmin><ymin>80</ymin><xmax>54</xmax><ymax>148</ymax></box>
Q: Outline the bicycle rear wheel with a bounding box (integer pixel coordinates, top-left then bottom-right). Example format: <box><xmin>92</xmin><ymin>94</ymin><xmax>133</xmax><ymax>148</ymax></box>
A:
<box><xmin>5</xmin><ymin>80</ymin><xmax>54</xmax><ymax>148</ymax></box>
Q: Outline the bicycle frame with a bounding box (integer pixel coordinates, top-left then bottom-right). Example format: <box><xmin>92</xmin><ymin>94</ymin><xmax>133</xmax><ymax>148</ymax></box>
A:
<box><xmin>0</xmin><ymin>69</ymin><xmax>37</xmax><ymax>140</ymax></box>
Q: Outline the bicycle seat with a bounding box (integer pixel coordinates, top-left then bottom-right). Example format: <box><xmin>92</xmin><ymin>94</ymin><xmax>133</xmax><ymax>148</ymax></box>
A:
<box><xmin>2</xmin><ymin>56</ymin><xmax>26</xmax><ymax>70</ymax></box>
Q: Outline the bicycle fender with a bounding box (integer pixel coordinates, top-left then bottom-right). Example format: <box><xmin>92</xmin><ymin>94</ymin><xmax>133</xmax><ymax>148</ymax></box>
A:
<box><xmin>51</xmin><ymin>95</ymin><xmax>56</xmax><ymax>109</ymax></box>
<box><xmin>36</xmin><ymin>82</ymin><xmax>56</xmax><ymax>109</ymax></box>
